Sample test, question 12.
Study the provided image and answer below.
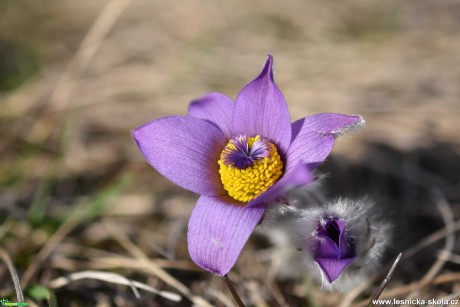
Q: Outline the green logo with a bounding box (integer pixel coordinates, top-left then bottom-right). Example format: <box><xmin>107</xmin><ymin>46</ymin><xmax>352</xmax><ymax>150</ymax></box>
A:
<box><xmin>0</xmin><ymin>298</ymin><xmax>29</xmax><ymax>306</ymax></box>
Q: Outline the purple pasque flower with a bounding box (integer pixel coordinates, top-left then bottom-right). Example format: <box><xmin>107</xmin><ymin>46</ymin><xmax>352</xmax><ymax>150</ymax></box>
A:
<box><xmin>132</xmin><ymin>55</ymin><xmax>364</xmax><ymax>276</ymax></box>
<box><xmin>311</xmin><ymin>216</ymin><xmax>356</xmax><ymax>283</ymax></box>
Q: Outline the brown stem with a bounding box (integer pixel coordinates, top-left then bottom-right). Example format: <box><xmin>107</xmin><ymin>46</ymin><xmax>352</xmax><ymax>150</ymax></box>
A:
<box><xmin>224</xmin><ymin>275</ymin><xmax>245</xmax><ymax>307</ymax></box>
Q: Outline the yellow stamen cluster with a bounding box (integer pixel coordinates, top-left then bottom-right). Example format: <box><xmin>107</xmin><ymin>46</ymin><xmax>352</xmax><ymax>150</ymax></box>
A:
<box><xmin>218</xmin><ymin>136</ymin><xmax>283</xmax><ymax>203</ymax></box>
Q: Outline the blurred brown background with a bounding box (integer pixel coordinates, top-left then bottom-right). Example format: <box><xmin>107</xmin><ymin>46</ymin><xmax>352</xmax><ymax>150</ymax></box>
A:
<box><xmin>1</xmin><ymin>0</ymin><xmax>459</xmax><ymax>306</ymax></box>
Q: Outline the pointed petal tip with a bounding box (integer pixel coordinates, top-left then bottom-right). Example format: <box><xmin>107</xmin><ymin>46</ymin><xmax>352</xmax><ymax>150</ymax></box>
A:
<box><xmin>131</xmin><ymin>124</ymin><xmax>141</xmax><ymax>136</ymax></box>
<box><xmin>130</xmin><ymin>125</ymin><xmax>144</xmax><ymax>146</ymax></box>
<box><xmin>232</xmin><ymin>54</ymin><xmax>291</xmax><ymax>152</ymax></box>
<box><xmin>130</xmin><ymin>127</ymin><xmax>137</xmax><ymax>139</ymax></box>
<box><xmin>259</xmin><ymin>54</ymin><xmax>274</xmax><ymax>80</ymax></box>
<box><xmin>332</xmin><ymin>114</ymin><xmax>365</xmax><ymax>136</ymax></box>
<box><xmin>355</xmin><ymin>115</ymin><xmax>366</xmax><ymax>128</ymax></box>
<box><xmin>265</xmin><ymin>54</ymin><xmax>274</xmax><ymax>65</ymax></box>
<box><xmin>315</xmin><ymin>257</ymin><xmax>355</xmax><ymax>283</ymax></box>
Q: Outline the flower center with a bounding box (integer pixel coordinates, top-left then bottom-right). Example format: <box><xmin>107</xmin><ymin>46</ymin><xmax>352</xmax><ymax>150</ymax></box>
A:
<box><xmin>218</xmin><ymin>134</ymin><xmax>283</xmax><ymax>203</ymax></box>
<box><xmin>317</xmin><ymin>218</ymin><xmax>341</xmax><ymax>246</ymax></box>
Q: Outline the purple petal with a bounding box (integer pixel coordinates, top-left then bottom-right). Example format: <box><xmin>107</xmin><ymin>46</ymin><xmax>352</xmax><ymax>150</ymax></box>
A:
<box><xmin>249</xmin><ymin>163</ymin><xmax>312</xmax><ymax>207</ymax></box>
<box><xmin>132</xmin><ymin>116</ymin><xmax>226</xmax><ymax>196</ymax></box>
<box><xmin>232</xmin><ymin>55</ymin><xmax>292</xmax><ymax>153</ymax></box>
<box><xmin>338</xmin><ymin>221</ymin><xmax>356</xmax><ymax>259</ymax></box>
<box><xmin>335</xmin><ymin>219</ymin><xmax>347</xmax><ymax>233</ymax></box>
<box><xmin>188</xmin><ymin>92</ymin><xmax>234</xmax><ymax>138</ymax></box>
<box><xmin>187</xmin><ymin>195</ymin><xmax>266</xmax><ymax>275</ymax></box>
<box><xmin>315</xmin><ymin>257</ymin><xmax>355</xmax><ymax>283</ymax></box>
<box><xmin>313</xmin><ymin>237</ymin><xmax>340</xmax><ymax>258</ymax></box>
<box><xmin>286</xmin><ymin>113</ymin><xmax>364</xmax><ymax>172</ymax></box>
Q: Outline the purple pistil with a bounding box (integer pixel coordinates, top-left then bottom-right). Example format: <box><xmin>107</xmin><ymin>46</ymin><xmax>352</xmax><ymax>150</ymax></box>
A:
<box><xmin>223</xmin><ymin>134</ymin><xmax>270</xmax><ymax>169</ymax></box>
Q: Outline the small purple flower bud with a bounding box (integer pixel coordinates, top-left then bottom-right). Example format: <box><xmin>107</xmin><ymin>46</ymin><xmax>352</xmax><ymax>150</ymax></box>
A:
<box><xmin>262</xmin><ymin>193</ymin><xmax>391</xmax><ymax>291</ymax></box>
<box><xmin>311</xmin><ymin>216</ymin><xmax>356</xmax><ymax>282</ymax></box>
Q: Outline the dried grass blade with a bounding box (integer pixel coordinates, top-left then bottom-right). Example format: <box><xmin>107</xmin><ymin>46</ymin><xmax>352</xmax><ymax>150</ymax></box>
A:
<box><xmin>48</xmin><ymin>270</ymin><xmax>181</xmax><ymax>302</ymax></box>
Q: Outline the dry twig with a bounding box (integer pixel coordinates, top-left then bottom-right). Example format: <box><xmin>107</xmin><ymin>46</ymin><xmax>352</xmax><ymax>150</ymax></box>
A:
<box><xmin>102</xmin><ymin>219</ymin><xmax>213</xmax><ymax>307</ymax></box>
<box><xmin>48</xmin><ymin>0</ymin><xmax>134</xmax><ymax>112</ymax></box>
<box><xmin>21</xmin><ymin>216</ymin><xmax>80</xmax><ymax>287</ymax></box>
<box><xmin>355</xmin><ymin>272</ymin><xmax>460</xmax><ymax>306</ymax></box>
<box><xmin>21</xmin><ymin>0</ymin><xmax>134</xmax><ymax>288</ymax></box>
<box><xmin>0</xmin><ymin>247</ymin><xmax>25</xmax><ymax>302</ymax></box>
<box><xmin>404</xmin><ymin>189</ymin><xmax>456</xmax><ymax>300</ymax></box>
<box><xmin>403</xmin><ymin>220</ymin><xmax>460</xmax><ymax>260</ymax></box>
<box><xmin>418</xmin><ymin>189</ymin><xmax>455</xmax><ymax>285</ymax></box>
<box><xmin>368</xmin><ymin>252</ymin><xmax>402</xmax><ymax>306</ymax></box>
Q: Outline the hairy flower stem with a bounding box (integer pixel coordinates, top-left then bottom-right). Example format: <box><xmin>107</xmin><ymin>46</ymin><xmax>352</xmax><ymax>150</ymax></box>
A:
<box><xmin>224</xmin><ymin>274</ymin><xmax>246</xmax><ymax>307</ymax></box>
